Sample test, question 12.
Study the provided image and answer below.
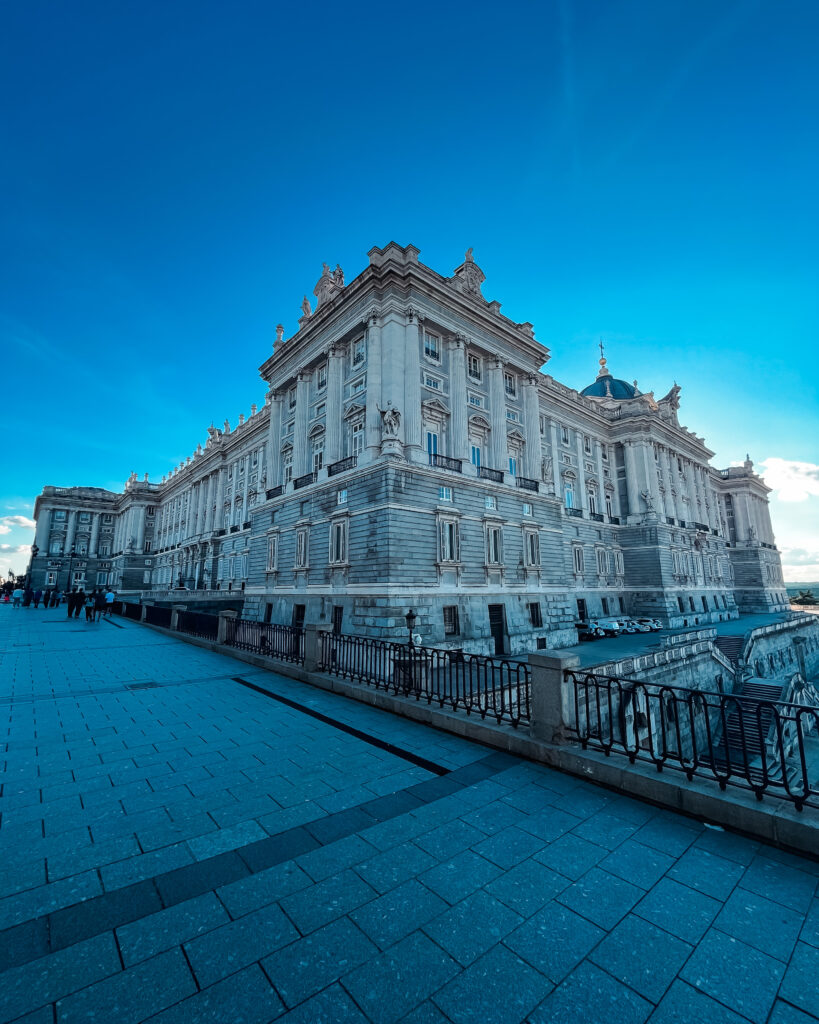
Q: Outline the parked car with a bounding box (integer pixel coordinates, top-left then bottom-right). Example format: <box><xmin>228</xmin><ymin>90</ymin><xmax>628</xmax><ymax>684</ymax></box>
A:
<box><xmin>576</xmin><ymin>621</ymin><xmax>604</xmax><ymax>641</ymax></box>
<box><xmin>591</xmin><ymin>618</ymin><xmax>624</xmax><ymax>637</ymax></box>
<box><xmin>635</xmin><ymin>617</ymin><xmax>663</xmax><ymax>631</ymax></box>
<box><xmin>621</xmin><ymin>618</ymin><xmax>651</xmax><ymax>633</ymax></box>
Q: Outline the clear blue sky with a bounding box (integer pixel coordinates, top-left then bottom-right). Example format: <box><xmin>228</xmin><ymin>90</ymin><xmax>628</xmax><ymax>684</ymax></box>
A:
<box><xmin>2</xmin><ymin>0</ymin><xmax>818</xmax><ymax>579</ymax></box>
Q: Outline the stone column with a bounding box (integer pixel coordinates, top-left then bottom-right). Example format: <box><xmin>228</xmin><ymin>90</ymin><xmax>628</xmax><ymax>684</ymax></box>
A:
<box><xmin>623</xmin><ymin>442</ymin><xmax>640</xmax><ymax>521</ymax></box>
<box><xmin>643</xmin><ymin>442</ymin><xmax>662</xmax><ymax>515</ymax></box>
<box><xmin>529</xmin><ymin>651</ymin><xmax>580</xmax><ymax>744</ymax></box>
<box><xmin>34</xmin><ymin>508</ymin><xmax>50</xmax><ymax>549</ymax></box>
<box><xmin>403</xmin><ymin>309</ymin><xmax>423</xmax><ymax>460</ymax></box>
<box><xmin>488</xmin><ymin>357</ymin><xmax>507</xmax><ymax>471</ymax></box>
<box><xmin>267</xmin><ymin>391</ymin><xmax>283</xmax><ymax>485</ymax></box>
<box><xmin>448</xmin><ymin>335</ymin><xmax>469</xmax><ymax>464</ymax></box>
<box><xmin>136</xmin><ymin>508</ymin><xmax>146</xmax><ymax>553</ymax></box>
<box><xmin>522</xmin><ymin>374</ymin><xmax>541</xmax><ymax>480</ymax></box>
<box><xmin>684</xmin><ymin>461</ymin><xmax>699</xmax><ymax>525</ymax></box>
<box><xmin>203</xmin><ymin>474</ymin><xmax>214</xmax><ymax>532</ymax></box>
<box><xmin>89</xmin><ymin>513</ymin><xmax>101</xmax><ymax>556</ymax></box>
<box><xmin>241</xmin><ymin>458</ymin><xmax>250</xmax><ymax>523</ymax></box>
<box><xmin>325</xmin><ymin>345</ymin><xmax>344</xmax><ymax>465</ymax></box>
<box><xmin>65</xmin><ymin>510</ymin><xmax>78</xmax><ymax>551</ymax></box>
<box><xmin>575</xmin><ymin>431</ymin><xmax>587</xmax><ymax>511</ymax></box>
<box><xmin>215</xmin><ymin>469</ymin><xmax>227</xmax><ymax>529</ymax></box>
<box><xmin>364</xmin><ymin>310</ymin><xmax>382</xmax><ymax>458</ymax></box>
<box><xmin>548</xmin><ymin>420</ymin><xmax>562</xmax><ymax>497</ymax></box>
<box><xmin>661</xmin><ymin>449</ymin><xmax>678</xmax><ymax>521</ymax></box>
<box><xmin>293</xmin><ymin>372</ymin><xmax>311</xmax><ymax>476</ymax></box>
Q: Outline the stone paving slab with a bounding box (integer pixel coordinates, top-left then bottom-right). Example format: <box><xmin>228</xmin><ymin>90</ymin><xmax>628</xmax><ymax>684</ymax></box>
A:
<box><xmin>1</xmin><ymin>606</ymin><xmax>818</xmax><ymax>1023</ymax></box>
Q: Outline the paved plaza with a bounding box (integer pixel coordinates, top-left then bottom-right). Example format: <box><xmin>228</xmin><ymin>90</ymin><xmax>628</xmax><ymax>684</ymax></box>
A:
<box><xmin>1</xmin><ymin>608</ymin><xmax>818</xmax><ymax>1024</ymax></box>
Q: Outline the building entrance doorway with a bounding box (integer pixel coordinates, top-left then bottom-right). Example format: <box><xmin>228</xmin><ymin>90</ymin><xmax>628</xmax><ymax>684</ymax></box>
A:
<box><xmin>488</xmin><ymin>604</ymin><xmax>507</xmax><ymax>656</ymax></box>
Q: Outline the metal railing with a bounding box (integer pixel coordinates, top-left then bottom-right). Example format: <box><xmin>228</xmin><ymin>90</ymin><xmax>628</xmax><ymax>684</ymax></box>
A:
<box><xmin>516</xmin><ymin>476</ymin><xmax>539</xmax><ymax>492</ymax></box>
<box><xmin>266</xmin><ymin>486</ymin><xmax>284</xmax><ymax>500</ymax></box>
<box><xmin>176</xmin><ymin>610</ymin><xmax>219</xmax><ymax>641</ymax></box>
<box><xmin>224</xmin><ymin>618</ymin><xmax>304</xmax><ymax>664</ymax></box>
<box><xmin>144</xmin><ymin>605</ymin><xmax>172</xmax><ymax>628</ymax></box>
<box><xmin>318</xmin><ymin>633</ymin><xmax>530</xmax><ymax>727</ymax></box>
<box><xmin>429</xmin><ymin>454</ymin><xmax>463</xmax><ymax>473</ymax></box>
<box><xmin>590</xmin><ymin>511</ymin><xmax>604</xmax><ymax>522</ymax></box>
<box><xmin>123</xmin><ymin>602</ymin><xmax>142</xmax><ymax>620</ymax></box>
<box><xmin>565</xmin><ymin>507</ymin><xmax>583</xmax><ymax>518</ymax></box>
<box><xmin>478</xmin><ymin>466</ymin><xmax>504</xmax><ymax>483</ymax></box>
<box><xmin>293</xmin><ymin>472</ymin><xmax>316</xmax><ymax>490</ymax></box>
<box><xmin>328</xmin><ymin>455</ymin><xmax>357</xmax><ymax>477</ymax></box>
<box><xmin>566</xmin><ymin>669</ymin><xmax>819</xmax><ymax>810</ymax></box>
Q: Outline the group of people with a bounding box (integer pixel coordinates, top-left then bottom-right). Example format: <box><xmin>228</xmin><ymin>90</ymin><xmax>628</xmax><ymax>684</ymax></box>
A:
<box><xmin>8</xmin><ymin>585</ymin><xmax>116</xmax><ymax>621</ymax></box>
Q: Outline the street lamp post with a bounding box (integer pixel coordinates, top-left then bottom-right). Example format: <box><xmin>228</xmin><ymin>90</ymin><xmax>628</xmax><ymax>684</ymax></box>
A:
<box><xmin>65</xmin><ymin>543</ymin><xmax>77</xmax><ymax>593</ymax></box>
<box><xmin>405</xmin><ymin>608</ymin><xmax>417</xmax><ymax>648</ymax></box>
<box><xmin>26</xmin><ymin>543</ymin><xmax>40</xmax><ymax>589</ymax></box>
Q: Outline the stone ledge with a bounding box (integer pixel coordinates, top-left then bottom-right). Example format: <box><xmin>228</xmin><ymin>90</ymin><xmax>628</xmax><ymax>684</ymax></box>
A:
<box><xmin>136</xmin><ymin>620</ymin><xmax>819</xmax><ymax>860</ymax></box>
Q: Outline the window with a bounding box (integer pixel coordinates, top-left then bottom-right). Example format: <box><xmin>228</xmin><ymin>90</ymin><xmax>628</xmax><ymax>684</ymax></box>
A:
<box><xmin>332</xmin><ymin>606</ymin><xmax>343</xmax><ymax>634</ymax></box>
<box><xmin>228</xmin><ymin>466</ymin><xmax>234</xmax><ymax>480</ymax></box>
<box><xmin>329</xmin><ymin>520</ymin><xmax>348</xmax><ymax>564</ymax></box>
<box><xmin>509</xmin><ymin>457</ymin><xmax>517</xmax><ymax>476</ymax></box>
<box><xmin>424</xmin><ymin>331</ymin><xmax>440</xmax><ymax>361</ymax></box>
<box><xmin>539</xmin><ymin>416</ymin><xmax>546</xmax><ymax>436</ymax></box>
<box><xmin>605</xmin><ymin>493</ymin><xmax>613</xmax><ymax>518</ymax></box>
<box><xmin>353</xmin><ymin>338</ymin><xmax>365</xmax><ymax>365</ymax></box>
<box><xmin>424</xmin><ymin>374</ymin><xmax>441</xmax><ymax>391</ymax></box>
<box><xmin>351</xmin><ymin>376</ymin><xmax>366</xmax><ymax>395</ymax></box>
<box><xmin>596</xmin><ymin>548</ymin><xmax>608</xmax><ymax>575</ymax></box>
<box><xmin>524</xmin><ymin>531</ymin><xmax>540</xmax><ymax>567</ymax></box>
<box><xmin>506</xmin><ymin>409</ymin><xmax>519</xmax><ymax>422</ymax></box>
<box><xmin>467</xmin><ymin>354</ymin><xmax>482</xmax><ymax>380</ymax></box>
<box><xmin>504</xmin><ymin>372</ymin><xmax>516</xmax><ymax>396</ymax></box>
<box><xmin>426</xmin><ymin>430</ymin><xmax>439</xmax><ymax>456</ymax></box>
<box><xmin>529</xmin><ymin>602</ymin><xmax>543</xmax><ymax>627</ymax></box>
<box><xmin>485</xmin><ymin>495</ymin><xmax>497</xmax><ymax>511</ymax></box>
<box><xmin>560</xmin><ymin>426</ymin><xmax>570</xmax><ymax>445</ymax></box>
<box><xmin>583</xmin><ymin>436</ymin><xmax>592</xmax><ymax>455</ymax></box>
<box><xmin>522</xmin><ymin>502</ymin><xmax>532</xmax><ymax>516</ymax></box>
<box><xmin>283</xmin><ymin>452</ymin><xmax>293</xmax><ymax>484</ymax></box>
<box><xmin>76</xmin><ymin>542</ymin><xmax>87</xmax><ymax>555</ymax></box>
<box><xmin>295</xmin><ymin>528</ymin><xmax>309</xmax><ymax>568</ymax></box>
<box><xmin>54</xmin><ymin>509</ymin><xmax>67</xmax><ymax>521</ymax></box>
<box><xmin>702</xmin><ymin>596</ymin><xmax>709</xmax><ymax>612</ymax></box>
<box><xmin>314</xmin><ymin>404</ymin><xmax>326</xmax><ymax>419</ymax></box>
<box><xmin>689</xmin><ymin>597</ymin><xmax>696</xmax><ymax>612</ymax></box>
<box><xmin>312</xmin><ymin>437</ymin><xmax>324</xmax><ymax>473</ymax></box>
<box><xmin>439</xmin><ymin>486</ymin><xmax>453</xmax><ymax>502</ymax></box>
<box><xmin>337</xmin><ymin>489</ymin><xmax>348</xmax><ymax>505</ymax></box>
<box><xmin>443</xmin><ymin>605</ymin><xmax>460</xmax><ymax>635</ymax></box>
<box><xmin>288</xmin><ymin>386</ymin><xmax>297</xmax><ymax>409</ymax></box>
<box><xmin>468</xmin><ymin>393</ymin><xmax>483</xmax><ymax>408</ymax></box>
<box><xmin>143</xmin><ymin>541</ymin><xmax>152</xmax><ymax>553</ymax></box>
<box><xmin>614</xmin><ymin>550</ymin><xmax>624</xmax><ymax>574</ymax></box>
<box><xmin>678</xmin><ymin>596</ymin><xmax>685</xmax><ymax>613</ymax></box>
<box><xmin>45</xmin><ymin>571</ymin><xmax>57</xmax><ymax>586</ymax></box>
<box><xmin>564</xmin><ymin>482</ymin><xmax>574</xmax><ymax>508</ymax></box>
<box><xmin>485</xmin><ymin>525</ymin><xmax>502</xmax><ymax>565</ymax></box>
<box><xmin>601</xmin><ymin>444</ymin><xmax>608</xmax><ymax>462</ymax></box>
<box><xmin>266</xmin><ymin>535</ymin><xmax>278</xmax><ymax>570</ymax></box>
<box><xmin>316</xmin><ymin>363</ymin><xmax>327</xmax><ymax>390</ymax></box>
<box><xmin>79</xmin><ymin>511</ymin><xmax>91</xmax><ymax>523</ymax></box>
<box><xmin>573</xmin><ymin>545</ymin><xmax>584</xmax><ymax>574</ymax></box>
<box><xmin>351</xmin><ymin>421</ymin><xmax>364</xmax><ymax>455</ymax></box>
<box><xmin>602</xmin><ymin>597</ymin><xmax>610</xmax><ymax>616</ymax></box>
<box><xmin>471</xmin><ymin>445</ymin><xmax>482</xmax><ymax>469</ymax></box>
<box><xmin>49</xmin><ymin>540</ymin><xmax>61</xmax><ymax>554</ymax></box>
<box><xmin>588</xmin><ymin>491</ymin><xmax>597</xmax><ymax>515</ymax></box>
<box><xmin>439</xmin><ymin>519</ymin><xmax>460</xmax><ymax>562</ymax></box>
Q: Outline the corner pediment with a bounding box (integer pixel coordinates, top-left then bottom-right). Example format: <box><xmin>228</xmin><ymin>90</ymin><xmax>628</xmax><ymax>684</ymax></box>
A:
<box><xmin>422</xmin><ymin>398</ymin><xmax>450</xmax><ymax>418</ymax></box>
<box><xmin>344</xmin><ymin>403</ymin><xmax>365</xmax><ymax>420</ymax></box>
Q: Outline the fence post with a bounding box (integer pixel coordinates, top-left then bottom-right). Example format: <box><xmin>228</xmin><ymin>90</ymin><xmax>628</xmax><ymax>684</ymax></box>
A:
<box><xmin>303</xmin><ymin>624</ymin><xmax>319</xmax><ymax>671</ymax></box>
<box><xmin>170</xmin><ymin>604</ymin><xmax>187</xmax><ymax>631</ymax></box>
<box><xmin>140</xmin><ymin>602</ymin><xmax>152</xmax><ymax>623</ymax></box>
<box><xmin>529</xmin><ymin>650</ymin><xmax>581</xmax><ymax>745</ymax></box>
<box><xmin>217</xmin><ymin>609</ymin><xmax>238</xmax><ymax>645</ymax></box>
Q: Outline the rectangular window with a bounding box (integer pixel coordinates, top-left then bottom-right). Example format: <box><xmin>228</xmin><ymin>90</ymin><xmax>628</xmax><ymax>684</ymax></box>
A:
<box><xmin>424</xmin><ymin>331</ymin><xmax>440</xmax><ymax>361</ymax></box>
<box><xmin>689</xmin><ymin>597</ymin><xmax>696</xmax><ymax>612</ymax></box>
<box><xmin>351</xmin><ymin>376</ymin><xmax>366</xmax><ymax>395</ymax></box>
<box><xmin>485</xmin><ymin>525</ymin><xmax>502</xmax><ymax>565</ymax></box>
<box><xmin>470</xmin><ymin>445</ymin><xmax>482</xmax><ymax>468</ymax></box>
<box><xmin>509</xmin><ymin>457</ymin><xmax>517</xmax><ymax>476</ymax></box>
<box><xmin>329</xmin><ymin>520</ymin><xmax>348</xmax><ymax>564</ymax></box>
<box><xmin>615</xmin><ymin>550</ymin><xmax>624</xmax><ymax>574</ymax></box>
<box><xmin>573</xmin><ymin>546</ymin><xmax>584</xmax><ymax>574</ymax></box>
<box><xmin>332</xmin><ymin>605</ymin><xmax>343</xmax><ymax>634</ymax></box>
<box><xmin>283</xmin><ymin>453</ymin><xmax>293</xmax><ymax>483</ymax></box>
<box><xmin>588</xmin><ymin>491</ymin><xmax>597</xmax><ymax>515</ymax></box>
<box><xmin>312</xmin><ymin>438</ymin><xmax>324</xmax><ymax>473</ymax></box>
<box><xmin>96</xmin><ymin>572</ymin><xmax>107</xmax><ymax>585</ymax></box>
<box><xmin>506</xmin><ymin>409</ymin><xmax>519</xmax><ymax>422</ymax></box>
<box><xmin>539</xmin><ymin>415</ymin><xmax>546</xmax><ymax>436</ymax></box>
<box><xmin>76</xmin><ymin>542</ymin><xmax>87</xmax><ymax>555</ymax></box>
<box><xmin>560</xmin><ymin>426</ymin><xmax>570</xmax><ymax>445</ymax></box>
<box><xmin>49</xmin><ymin>540</ymin><xmax>61</xmax><ymax>554</ymax></box>
<box><xmin>443</xmin><ymin>605</ymin><xmax>460</xmax><ymax>635</ymax></box>
<box><xmin>316</xmin><ymin>363</ymin><xmax>327</xmax><ymax>390</ymax></box>
<box><xmin>467</xmin><ymin>354</ymin><xmax>481</xmax><ymax>380</ymax></box>
<box><xmin>701</xmin><ymin>595</ymin><xmax>709</xmax><ymax>612</ymax></box>
<box><xmin>597</xmin><ymin>548</ymin><xmax>608</xmax><ymax>575</ymax></box>
<box><xmin>288</xmin><ymin>387</ymin><xmax>297</xmax><ymax>409</ymax></box>
<box><xmin>524</xmin><ymin>531</ymin><xmax>540</xmax><ymax>566</ymax></box>
<box><xmin>426</xmin><ymin>430</ymin><xmax>439</xmax><ymax>455</ymax></box>
<box><xmin>337</xmin><ymin>489</ymin><xmax>348</xmax><ymax>505</ymax></box>
<box><xmin>103</xmin><ymin>513</ymin><xmax>112</xmax><ymax>523</ymax></box>
<box><xmin>424</xmin><ymin>374</ymin><xmax>441</xmax><ymax>391</ymax></box>
<box><xmin>601</xmin><ymin>444</ymin><xmax>608</xmax><ymax>461</ymax></box>
<box><xmin>54</xmin><ymin>509</ymin><xmax>67</xmax><ymax>520</ymax></box>
<box><xmin>295</xmin><ymin>529</ymin><xmax>308</xmax><ymax>568</ymax></box>
<box><xmin>468</xmin><ymin>393</ymin><xmax>483</xmax><ymax>408</ymax></box>
<box><xmin>522</xmin><ymin>502</ymin><xmax>532</xmax><ymax>516</ymax></box>
<box><xmin>602</xmin><ymin>597</ymin><xmax>610</xmax><ymax>615</ymax></box>
<box><xmin>46</xmin><ymin>571</ymin><xmax>57</xmax><ymax>586</ymax></box>
<box><xmin>605</xmin><ymin>494</ymin><xmax>613</xmax><ymax>518</ymax></box>
<box><xmin>266</xmin><ymin>535</ymin><xmax>278</xmax><ymax>571</ymax></box>
<box><xmin>485</xmin><ymin>495</ymin><xmax>497</xmax><ymax>510</ymax></box>
<box><xmin>79</xmin><ymin>511</ymin><xmax>91</xmax><ymax>523</ymax></box>
<box><xmin>143</xmin><ymin>540</ymin><xmax>152</xmax><ymax>553</ymax></box>
<box><xmin>528</xmin><ymin>602</ymin><xmax>542</xmax><ymax>627</ymax></box>
<box><xmin>351</xmin><ymin>421</ymin><xmax>364</xmax><ymax>455</ymax></box>
<box><xmin>564</xmin><ymin>483</ymin><xmax>574</xmax><ymax>509</ymax></box>
<box><xmin>353</xmin><ymin>338</ymin><xmax>365</xmax><ymax>365</ymax></box>
<box><xmin>439</xmin><ymin>519</ymin><xmax>459</xmax><ymax>562</ymax></box>
<box><xmin>439</xmin><ymin>486</ymin><xmax>453</xmax><ymax>502</ymax></box>
<box><xmin>314</xmin><ymin>404</ymin><xmax>326</xmax><ymax>419</ymax></box>
<box><xmin>504</xmin><ymin>372</ymin><xmax>516</xmax><ymax>396</ymax></box>
<box><xmin>146</xmin><ymin>505</ymin><xmax>155</xmax><ymax>516</ymax></box>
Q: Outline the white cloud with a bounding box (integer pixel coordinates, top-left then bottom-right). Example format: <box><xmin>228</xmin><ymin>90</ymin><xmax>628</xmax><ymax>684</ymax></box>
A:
<box><xmin>0</xmin><ymin>543</ymin><xmax>31</xmax><ymax>556</ymax></box>
<box><xmin>760</xmin><ymin>458</ymin><xmax>819</xmax><ymax>503</ymax></box>
<box><xmin>0</xmin><ymin>515</ymin><xmax>36</xmax><ymax>534</ymax></box>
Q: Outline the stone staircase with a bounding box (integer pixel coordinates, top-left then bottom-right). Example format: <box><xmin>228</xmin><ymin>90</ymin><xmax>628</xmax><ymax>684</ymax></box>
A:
<box><xmin>714</xmin><ymin>634</ymin><xmax>745</xmax><ymax>664</ymax></box>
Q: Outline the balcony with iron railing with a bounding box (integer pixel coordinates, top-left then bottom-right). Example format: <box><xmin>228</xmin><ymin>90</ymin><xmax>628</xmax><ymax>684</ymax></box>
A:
<box><xmin>565</xmin><ymin>507</ymin><xmax>583</xmax><ymax>518</ymax></box>
<box><xmin>293</xmin><ymin>472</ymin><xmax>316</xmax><ymax>490</ymax></box>
<box><xmin>266</xmin><ymin>485</ymin><xmax>283</xmax><ymax>500</ymax></box>
<box><xmin>515</xmin><ymin>476</ymin><xmax>539</xmax><ymax>493</ymax></box>
<box><xmin>478</xmin><ymin>466</ymin><xmax>504</xmax><ymax>483</ymax></box>
<box><xmin>589</xmin><ymin>511</ymin><xmax>604</xmax><ymax>522</ymax></box>
<box><xmin>428</xmin><ymin>454</ymin><xmax>462</xmax><ymax>473</ymax></box>
<box><xmin>328</xmin><ymin>455</ymin><xmax>357</xmax><ymax>477</ymax></box>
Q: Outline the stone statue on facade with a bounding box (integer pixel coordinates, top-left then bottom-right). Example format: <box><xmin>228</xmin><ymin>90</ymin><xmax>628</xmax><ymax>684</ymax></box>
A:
<box><xmin>640</xmin><ymin>489</ymin><xmax>656</xmax><ymax>513</ymax></box>
<box><xmin>333</xmin><ymin>264</ymin><xmax>344</xmax><ymax>286</ymax></box>
<box><xmin>379</xmin><ymin>405</ymin><xmax>401</xmax><ymax>437</ymax></box>
<box><xmin>301</xmin><ymin>295</ymin><xmax>312</xmax><ymax>318</ymax></box>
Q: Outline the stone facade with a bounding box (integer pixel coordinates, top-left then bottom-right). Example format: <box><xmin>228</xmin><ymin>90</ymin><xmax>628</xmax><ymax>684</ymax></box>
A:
<box><xmin>29</xmin><ymin>243</ymin><xmax>788</xmax><ymax>652</ymax></box>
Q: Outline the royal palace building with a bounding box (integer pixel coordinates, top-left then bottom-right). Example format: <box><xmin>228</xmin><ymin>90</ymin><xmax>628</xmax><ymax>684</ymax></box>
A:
<box><xmin>30</xmin><ymin>243</ymin><xmax>788</xmax><ymax>654</ymax></box>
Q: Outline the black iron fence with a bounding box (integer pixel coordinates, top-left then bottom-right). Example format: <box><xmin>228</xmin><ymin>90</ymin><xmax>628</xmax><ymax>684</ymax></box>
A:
<box><xmin>176</xmin><ymin>610</ymin><xmax>219</xmax><ymax>641</ymax></box>
<box><xmin>123</xmin><ymin>602</ymin><xmax>142</xmax><ymax>620</ymax></box>
<box><xmin>566</xmin><ymin>669</ymin><xmax>819</xmax><ymax>811</ymax></box>
<box><xmin>224</xmin><ymin>618</ymin><xmax>304</xmax><ymax>664</ymax></box>
<box><xmin>318</xmin><ymin>633</ymin><xmax>530</xmax><ymax>727</ymax></box>
<box><xmin>144</xmin><ymin>605</ymin><xmax>172</xmax><ymax>628</ymax></box>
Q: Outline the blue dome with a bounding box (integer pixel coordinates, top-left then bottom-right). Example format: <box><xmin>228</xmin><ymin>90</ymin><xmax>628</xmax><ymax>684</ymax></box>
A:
<box><xmin>581</xmin><ymin>374</ymin><xmax>637</xmax><ymax>399</ymax></box>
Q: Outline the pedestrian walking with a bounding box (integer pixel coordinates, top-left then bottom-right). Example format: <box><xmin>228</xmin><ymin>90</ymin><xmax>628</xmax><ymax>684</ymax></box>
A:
<box><xmin>74</xmin><ymin>590</ymin><xmax>85</xmax><ymax>618</ymax></box>
<box><xmin>94</xmin><ymin>589</ymin><xmax>106</xmax><ymax>622</ymax></box>
<box><xmin>23</xmin><ymin>587</ymin><xmax>33</xmax><ymax>607</ymax></box>
<box><xmin>104</xmin><ymin>588</ymin><xmax>115</xmax><ymax>617</ymax></box>
<box><xmin>12</xmin><ymin>587</ymin><xmax>23</xmax><ymax>608</ymax></box>
<box><xmin>52</xmin><ymin>589</ymin><xmax>62</xmax><ymax>608</ymax></box>
<box><xmin>84</xmin><ymin>592</ymin><xmax>95</xmax><ymax>623</ymax></box>
<box><xmin>67</xmin><ymin>588</ymin><xmax>78</xmax><ymax>617</ymax></box>
<box><xmin>33</xmin><ymin>589</ymin><xmax>43</xmax><ymax>609</ymax></box>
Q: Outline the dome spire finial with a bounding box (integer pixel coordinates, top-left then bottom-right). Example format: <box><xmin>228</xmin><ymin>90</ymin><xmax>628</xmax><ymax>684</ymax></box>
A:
<box><xmin>596</xmin><ymin>338</ymin><xmax>609</xmax><ymax>379</ymax></box>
